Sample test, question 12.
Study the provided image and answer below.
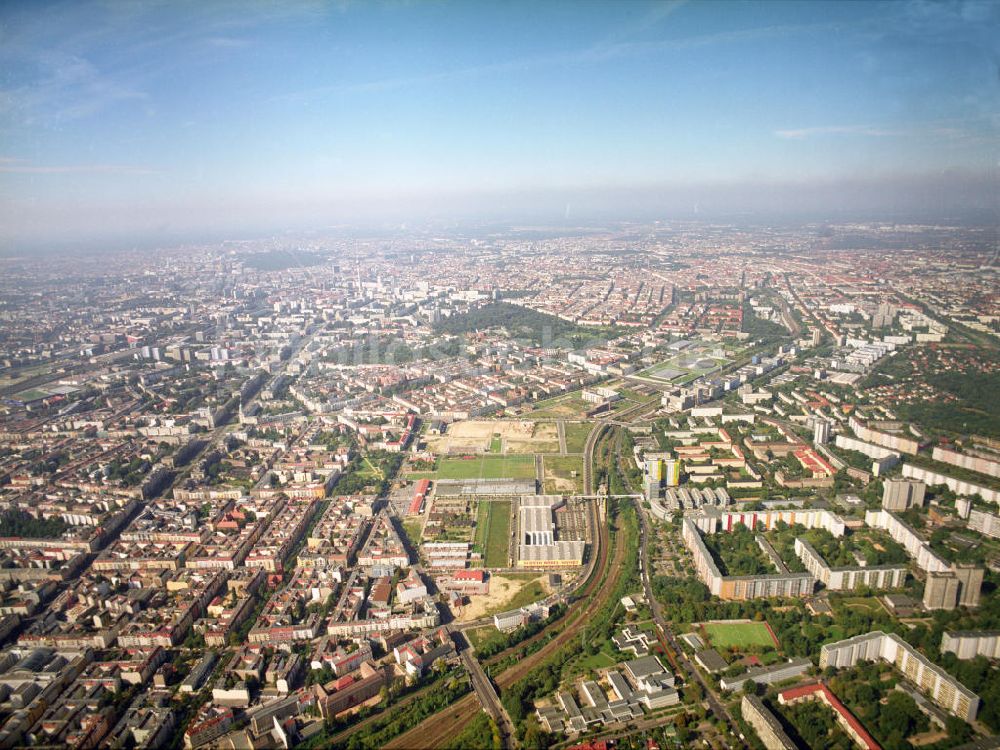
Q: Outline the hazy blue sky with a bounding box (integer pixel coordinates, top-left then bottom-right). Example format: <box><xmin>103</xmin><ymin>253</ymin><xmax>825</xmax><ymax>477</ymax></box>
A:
<box><xmin>1</xmin><ymin>0</ymin><xmax>997</xmax><ymax>248</ymax></box>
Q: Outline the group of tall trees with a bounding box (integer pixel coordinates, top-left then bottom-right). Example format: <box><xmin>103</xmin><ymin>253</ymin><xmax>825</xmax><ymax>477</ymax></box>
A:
<box><xmin>701</xmin><ymin>523</ymin><xmax>773</xmax><ymax>576</ymax></box>
<box><xmin>0</xmin><ymin>508</ymin><xmax>67</xmax><ymax>538</ymax></box>
<box><xmin>651</xmin><ymin>572</ymin><xmax>901</xmax><ymax>659</ymax></box>
<box><xmin>434</xmin><ymin>302</ymin><xmax>619</xmax><ymax>348</ymax></box>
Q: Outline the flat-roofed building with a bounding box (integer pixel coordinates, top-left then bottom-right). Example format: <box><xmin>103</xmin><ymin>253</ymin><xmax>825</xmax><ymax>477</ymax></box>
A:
<box><xmin>741</xmin><ymin>694</ymin><xmax>797</xmax><ymax>750</ymax></box>
<box><xmin>967</xmin><ymin>508</ymin><xmax>1000</xmax><ymax>540</ymax></box>
<box><xmin>941</xmin><ymin>631</ymin><xmax>1000</xmax><ymax>661</ymax></box>
<box><xmin>820</xmin><ymin>631</ymin><xmax>979</xmax><ymax>722</ymax></box>
<box><xmin>882</xmin><ymin>479</ymin><xmax>926</xmax><ymax>511</ymax></box>
<box><xmin>681</xmin><ymin>518</ymin><xmax>815</xmax><ymax>600</ymax></box>
<box><xmin>924</xmin><ymin>571</ymin><xmax>962</xmax><ymax>611</ymax></box>
<box><xmin>794</xmin><ymin>538</ymin><xmax>907</xmax><ymax>591</ymax></box>
<box><xmin>516</xmin><ymin>541</ymin><xmax>585</xmax><ymax>569</ymax></box>
<box><xmin>515</xmin><ymin>496</ymin><xmax>586</xmax><ymax>569</ymax></box>
<box><xmin>866</xmin><ymin>509</ymin><xmax>983</xmax><ymax>610</ymax></box>
<box><xmin>720</xmin><ymin>657</ymin><xmax>811</xmax><ymax>693</ymax></box>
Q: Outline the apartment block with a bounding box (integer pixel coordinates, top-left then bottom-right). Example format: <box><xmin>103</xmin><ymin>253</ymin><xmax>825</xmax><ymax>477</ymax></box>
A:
<box><xmin>741</xmin><ymin>694</ymin><xmax>797</xmax><ymax>750</ymax></box>
<box><xmin>820</xmin><ymin>632</ymin><xmax>979</xmax><ymax>722</ymax></box>
<box><xmin>882</xmin><ymin>479</ymin><xmax>926</xmax><ymax>511</ymax></box>
<box><xmin>692</xmin><ymin>507</ymin><xmax>847</xmax><ymax>537</ymax></box>
<box><xmin>940</xmin><ymin>631</ymin><xmax>1000</xmax><ymax>661</ymax></box>
<box><xmin>866</xmin><ymin>509</ymin><xmax>983</xmax><ymax>610</ymax></box>
<box><xmin>967</xmin><ymin>508</ymin><xmax>1000</xmax><ymax>540</ymax></box>
<box><xmin>682</xmin><ymin>519</ymin><xmax>815</xmax><ymax>600</ymax></box>
<box><xmin>794</xmin><ymin>538</ymin><xmax>907</xmax><ymax>591</ymax></box>
<box><xmin>720</xmin><ymin>657</ymin><xmax>811</xmax><ymax>693</ymax></box>
<box><xmin>901</xmin><ymin>464</ymin><xmax>1000</xmax><ymax>505</ymax></box>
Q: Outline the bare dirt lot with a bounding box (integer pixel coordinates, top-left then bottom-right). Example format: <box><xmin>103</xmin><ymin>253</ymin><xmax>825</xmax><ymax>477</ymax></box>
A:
<box><xmin>452</xmin><ymin>573</ymin><xmax>551</xmax><ymax>622</ymax></box>
<box><xmin>426</xmin><ymin>420</ymin><xmax>559</xmax><ymax>454</ymax></box>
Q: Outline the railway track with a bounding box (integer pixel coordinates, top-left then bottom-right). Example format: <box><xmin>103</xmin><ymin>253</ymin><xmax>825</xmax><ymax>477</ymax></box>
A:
<box><xmin>480</xmin><ymin>494</ymin><xmax>605</xmax><ymax>668</ymax></box>
<box><xmin>398</xmin><ymin>490</ymin><xmax>628</xmax><ymax>749</ymax></box>
<box><xmin>496</xmin><ymin>505</ymin><xmax>623</xmax><ymax>690</ymax></box>
<box><xmin>362</xmin><ymin>415</ymin><xmax>648</xmax><ymax>750</ymax></box>
<box><xmin>383</xmin><ymin>692</ymin><xmax>479</xmax><ymax>750</ymax></box>
<box><xmin>325</xmin><ymin>679</ymin><xmax>447</xmax><ymax>747</ymax></box>
<box><xmin>369</xmin><ymin>497</ymin><xmax>615</xmax><ymax>750</ymax></box>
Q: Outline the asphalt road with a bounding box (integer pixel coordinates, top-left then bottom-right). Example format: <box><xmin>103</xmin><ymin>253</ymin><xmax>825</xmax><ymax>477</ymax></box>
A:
<box><xmin>633</xmin><ymin>497</ymin><xmax>743</xmax><ymax>747</ymax></box>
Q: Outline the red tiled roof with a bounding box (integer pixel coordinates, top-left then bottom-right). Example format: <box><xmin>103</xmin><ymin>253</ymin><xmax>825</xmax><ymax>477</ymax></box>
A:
<box><xmin>794</xmin><ymin>448</ymin><xmax>836</xmax><ymax>477</ymax></box>
<box><xmin>779</xmin><ymin>682</ymin><xmax>880</xmax><ymax>750</ymax></box>
<box><xmin>408</xmin><ymin>479</ymin><xmax>431</xmax><ymax>514</ymax></box>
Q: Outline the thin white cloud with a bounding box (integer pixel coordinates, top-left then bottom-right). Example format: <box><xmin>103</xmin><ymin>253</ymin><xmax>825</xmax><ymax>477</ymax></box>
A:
<box><xmin>0</xmin><ymin>2</ymin><xmax>327</xmax><ymax>125</ymax></box>
<box><xmin>775</xmin><ymin>114</ymin><xmax>999</xmax><ymax>141</ymax></box>
<box><xmin>0</xmin><ymin>50</ymin><xmax>148</xmax><ymax>123</ymax></box>
<box><xmin>204</xmin><ymin>36</ymin><xmax>251</xmax><ymax>49</ymax></box>
<box><xmin>274</xmin><ymin>21</ymin><xmax>839</xmax><ymax>102</ymax></box>
<box><xmin>774</xmin><ymin>125</ymin><xmax>904</xmax><ymax>139</ymax></box>
<box><xmin>595</xmin><ymin>0</ymin><xmax>689</xmax><ymax>48</ymax></box>
<box><xmin>0</xmin><ymin>161</ymin><xmax>157</xmax><ymax>175</ymax></box>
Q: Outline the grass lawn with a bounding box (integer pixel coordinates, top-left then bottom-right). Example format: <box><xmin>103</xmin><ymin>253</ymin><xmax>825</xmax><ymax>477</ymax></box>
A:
<box><xmin>0</xmin><ymin>362</ymin><xmax>52</xmax><ymax>385</ymax></box>
<box><xmin>834</xmin><ymin>596</ymin><xmax>884</xmax><ymax>615</ymax></box>
<box><xmin>466</xmin><ymin>626</ymin><xmax>503</xmax><ymax>652</ymax></box>
<box><xmin>523</xmin><ymin>393</ymin><xmax>592</xmax><ymax>419</ymax></box>
<box><xmin>475</xmin><ymin>500</ymin><xmax>512</xmax><ymax>568</ymax></box>
<box><xmin>489</xmin><ymin>434</ymin><xmax>503</xmax><ymax>453</ymax></box>
<box><xmin>402</xmin><ymin>520</ymin><xmax>423</xmax><ymax>547</ymax></box>
<box><xmin>563</xmin><ymin>422</ymin><xmax>593</xmax><ymax>453</ymax></box>
<box><xmin>473</xmin><ymin>502</ymin><xmax>489</xmax><ymax>551</ymax></box>
<box><xmin>497</xmin><ymin>572</ymin><xmax>543</xmax><ymax>581</ymax></box>
<box><xmin>618</xmin><ymin>387</ymin><xmax>659</xmax><ymax>403</ymax></box>
<box><xmin>610</xmin><ymin>396</ymin><xmax>645</xmax><ymax>412</ymax></box>
<box><xmin>575</xmin><ymin>651</ymin><xmax>617</xmax><ymax>671</ymax></box>
<box><xmin>405</xmin><ymin>471</ymin><xmax>437</xmax><ymax>479</ymax></box>
<box><xmin>543</xmin><ymin>454</ymin><xmax>585</xmax><ymax>494</ymax></box>
<box><xmin>360</xmin><ymin>454</ymin><xmax>385</xmax><ymax>479</ymax></box>
<box><xmin>674</xmin><ymin>372</ymin><xmax>702</xmax><ymax>386</ymax></box>
<box><xmin>437</xmin><ymin>454</ymin><xmax>536</xmax><ymax>480</ymax></box>
<box><xmin>483</xmin><ymin>579</ymin><xmax>546</xmax><ymax>615</ymax></box>
<box><xmin>701</xmin><ymin>621</ymin><xmax>779</xmax><ymax>651</ymax></box>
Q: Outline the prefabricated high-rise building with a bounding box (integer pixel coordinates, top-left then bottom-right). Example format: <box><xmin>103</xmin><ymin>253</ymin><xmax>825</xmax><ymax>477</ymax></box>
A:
<box><xmin>882</xmin><ymin>479</ymin><xmax>926</xmax><ymax>511</ymax></box>
<box><xmin>664</xmin><ymin>458</ymin><xmax>681</xmax><ymax>487</ymax></box>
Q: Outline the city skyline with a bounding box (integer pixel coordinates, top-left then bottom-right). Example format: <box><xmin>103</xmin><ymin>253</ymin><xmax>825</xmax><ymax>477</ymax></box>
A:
<box><xmin>0</xmin><ymin>4</ymin><xmax>998</xmax><ymax>747</ymax></box>
<box><xmin>1</xmin><ymin>0</ymin><xmax>998</xmax><ymax>250</ymax></box>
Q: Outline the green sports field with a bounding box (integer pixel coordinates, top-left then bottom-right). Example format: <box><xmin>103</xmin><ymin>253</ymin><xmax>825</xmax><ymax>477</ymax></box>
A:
<box><xmin>13</xmin><ymin>388</ymin><xmax>52</xmax><ymax>402</ymax></box>
<box><xmin>701</xmin><ymin>621</ymin><xmax>778</xmax><ymax>650</ymax></box>
<box><xmin>436</xmin><ymin>454</ymin><xmax>536</xmax><ymax>480</ymax></box>
<box><xmin>474</xmin><ymin>500</ymin><xmax>512</xmax><ymax>567</ymax></box>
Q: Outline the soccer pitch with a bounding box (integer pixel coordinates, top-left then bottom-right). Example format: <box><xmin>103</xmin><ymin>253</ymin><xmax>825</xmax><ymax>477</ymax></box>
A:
<box><xmin>436</xmin><ymin>454</ymin><xmax>536</xmax><ymax>480</ymax></box>
<box><xmin>701</xmin><ymin>621</ymin><xmax>779</xmax><ymax>650</ymax></box>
